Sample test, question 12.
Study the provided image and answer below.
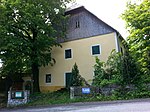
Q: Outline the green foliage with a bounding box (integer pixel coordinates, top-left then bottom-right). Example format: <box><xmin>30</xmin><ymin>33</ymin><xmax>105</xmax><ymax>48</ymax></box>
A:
<box><xmin>105</xmin><ymin>50</ymin><xmax>123</xmax><ymax>84</ymax></box>
<box><xmin>93</xmin><ymin>48</ymin><xmax>141</xmax><ymax>88</ymax></box>
<box><xmin>0</xmin><ymin>0</ymin><xmax>73</xmax><ymax>92</ymax></box>
<box><xmin>121</xmin><ymin>47</ymin><xmax>141</xmax><ymax>86</ymax></box>
<box><xmin>16</xmin><ymin>88</ymin><xmax>150</xmax><ymax>107</ymax></box>
<box><xmin>93</xmin><ymin>51</ymin><xmax>123</xmax><ymax>87</ymax></box>
<box><xmin>121</xmin><ymin>0</ymin><xmax>150</xmax><ymax>82</ymax></box>
<box><xmin>27</xmin><ymin>88</ymin><xmax>150</xmax><ymax>107</ymax></box>
<box><xmin>113</xmin><ymin>87</ymin><xmax>150</xmax><ymax>100</ymax></box>
<box><xmin>71</xmin><ymin>63</ymin><xmax>83</xmax><ymax>86</ymax></box>
<box><xmin>28</xmin><ymin>89</ymin><xmax>70</xmax><ymax>106</ymax></box>
<box><xmin>92</xmin><ymin>57</ymin><xmax>107</xmax><ymax>87</ymax></box>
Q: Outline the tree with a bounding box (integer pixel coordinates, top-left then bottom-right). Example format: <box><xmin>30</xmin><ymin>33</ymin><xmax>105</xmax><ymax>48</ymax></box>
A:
<box><xmin>92</xmin><ymin>57</ymin><xmax>106</xmax><ymax>87</ymax></box>
<box><xmin>93</xmin><ymin>49</ymin><xmax>140</xmax><ymax>87</ymax></box>
<box><xmin>71</xmin><ymin>63</ymin><xmax>83</xmax><ymax>86</ymax></box>
<box><xmin>0</xmin><ymin>0</ymin><xmax>72</xmax><ymax>92</ymax></box>
<box><xmin>121</xmin><ymin>0</ymin><xmax>150</xmax><ymax>83</ymax></box>
<box><xmin>121</xmin><ymin>44</ymin><xmax>141</xmax><ymax>86</ymax></box>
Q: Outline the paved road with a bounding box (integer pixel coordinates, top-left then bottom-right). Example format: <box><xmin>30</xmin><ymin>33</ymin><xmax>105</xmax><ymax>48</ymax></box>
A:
<box><xmin>1</xmin><ymin>99</ymin><xmax>150</xmax><ymax>112</ymax></box>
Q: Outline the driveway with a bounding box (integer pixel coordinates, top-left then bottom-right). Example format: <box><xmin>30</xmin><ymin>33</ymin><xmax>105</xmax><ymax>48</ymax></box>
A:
<box><xmin>1</xmin><ymin>99</ymin><xmax>150</xmax><ymax>112</ymax></box>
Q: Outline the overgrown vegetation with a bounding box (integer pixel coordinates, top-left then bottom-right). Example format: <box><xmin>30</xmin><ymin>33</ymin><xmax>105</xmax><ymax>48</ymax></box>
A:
<box><xmin>26</xmin><ymin>88</ymin><xmax>150</xmax><ymax>107</ymax></box>
<box><xmin>93</xmin><ymin>49</ymin><xmax>141</xmax><ymax>88</ymax></box>
<box><xmin>121</xmin><ymin>0</ymin><xmax>150</xmax><ymax>83</ymax></box>
<box><xmin>27</xmin><ymin>89</ymin><xmax>70</xmax><ymax>106</ymax></box>
<box><xmin>92</xmin><ymin>47</ymin><xmax>149</xmax><ymax>97</ymax></box>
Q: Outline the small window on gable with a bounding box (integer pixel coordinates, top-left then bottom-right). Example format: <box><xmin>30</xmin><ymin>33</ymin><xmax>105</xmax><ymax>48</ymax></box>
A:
<box><xmin>75</xmin><ymin>20</ymin><xmax>80</xmax><ymax>28</ymax></box>
<box><xmin>65</xmin><ymin>49</ymin><xmax>72</xmax><ymax>59</ymax></box>
<box><xmin>92</xmin><ymin>45</ymin><xmax>101</xmax><ymax>55</ymax></box>
<box><xmin>46</xmin><ymin>74</ymin><xmax>51</xmax><ymax>83</ymax></box>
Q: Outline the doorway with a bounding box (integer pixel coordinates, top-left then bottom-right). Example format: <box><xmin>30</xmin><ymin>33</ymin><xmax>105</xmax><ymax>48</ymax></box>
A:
<box><xmin>65</xmin><ymin>73</ymin><xmax>73</xmax><ymax>88</ymax></box>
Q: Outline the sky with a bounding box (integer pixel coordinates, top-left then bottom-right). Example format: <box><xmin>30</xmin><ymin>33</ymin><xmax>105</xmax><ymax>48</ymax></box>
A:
<box><xmin>73</xmin><ymin>0</ymin><xmax>130</xmax><ymax>39</ymax></box>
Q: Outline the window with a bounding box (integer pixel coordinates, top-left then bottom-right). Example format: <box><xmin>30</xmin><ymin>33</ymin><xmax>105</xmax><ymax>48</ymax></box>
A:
<box><xmin>65</xmin><ymin>49</ymin><xmax>72</xmax><ymax>59</ymax></box>
<box><xmin>46</xmin><ymin>74</ymin><xmax>51</xmax><ymax>83</ymax></box>
<box><xmin>92</xmin><ymin>45</ymin><xmax>101</xmax><ymax>55</ymax></box>
<box><xmin>75</xmin><ymin>20</ymin><xmax>80</xmax><ymax>28</ymax></box>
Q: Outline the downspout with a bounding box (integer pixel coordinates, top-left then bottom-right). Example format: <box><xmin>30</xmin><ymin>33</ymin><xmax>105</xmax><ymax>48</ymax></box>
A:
<box><xmin>114</xmin><ymin>32</ymin><xmax>120</xmax><ymax>52</ymax></box>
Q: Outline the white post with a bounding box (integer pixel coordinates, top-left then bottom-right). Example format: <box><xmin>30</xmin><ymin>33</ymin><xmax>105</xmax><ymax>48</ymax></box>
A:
<box><xmin>70</xmin><ymin>87</ymin><xmax>74</xmax><ymax>99</ymax></box>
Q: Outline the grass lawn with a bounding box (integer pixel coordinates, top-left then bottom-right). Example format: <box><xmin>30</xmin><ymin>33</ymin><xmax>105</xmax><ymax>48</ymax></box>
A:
<box><xmin>26</xmin><ymin>88</ymin><xmax>101</xmax><ymax>106</ymax></box>
<box><xmin>27</xmin><ymin>88</ymin><xmax>71</xmax><ymax>106</ymax></box>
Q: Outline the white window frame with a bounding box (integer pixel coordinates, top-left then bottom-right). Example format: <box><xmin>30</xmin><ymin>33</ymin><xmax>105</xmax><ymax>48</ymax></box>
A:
<box><xmin>91</xmin><ymin>44</ymin><xmax>101</xmax><ymax>56</ymax></box>
<box><xmin>64</xmin><ymin>48</ymin><xmax>73</xmax><ymax>60</ymax></box>
<box><xmin>45</xmin><ymin>73</ymin><xmax>52</xmax><ymax>84</ymax></box>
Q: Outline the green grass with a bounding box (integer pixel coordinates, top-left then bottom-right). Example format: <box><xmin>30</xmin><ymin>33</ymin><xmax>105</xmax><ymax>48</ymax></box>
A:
<box><xmin>26</xmin><ymin>88</ymin><xmax>119</xmax><ymax>106</ymax></box>
<box><xmin>26</xmin><ymin>88</ymin><xmax>108</xmax><ymax>106</ymax></box>
<box><xmin>27</xmin><ymin>89</ymin><xmax>71</xmax><ymax>106</ymax></box>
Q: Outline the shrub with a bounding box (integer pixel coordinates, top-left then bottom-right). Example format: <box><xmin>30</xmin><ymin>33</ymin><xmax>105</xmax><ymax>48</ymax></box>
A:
<box><xmin>71</xmin><ymin>63</ymin><xmax>83</xmax><ymax>86</ymax></box>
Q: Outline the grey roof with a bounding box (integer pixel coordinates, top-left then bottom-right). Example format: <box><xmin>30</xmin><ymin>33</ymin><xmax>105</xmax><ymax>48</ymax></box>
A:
<box><xmin>57</xmin><ymin>5</ymin><xmax>123</xmax><ymax>43</ymax></box>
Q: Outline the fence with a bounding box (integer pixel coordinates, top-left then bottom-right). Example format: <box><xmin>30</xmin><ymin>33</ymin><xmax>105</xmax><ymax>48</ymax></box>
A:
<box><xmin>70</xmin><ymin>86</ymin><xmax>100</xmax><ymax>99</ymax></box>
<box><xmin>70</xmin><ymin>85</ymin><xmax>124</xmax><ymax>99</ymax></box>
<box><xmin>70</xmin><ymin>84</ymin><xmax>150</xmax><ymax>99</ymax></box>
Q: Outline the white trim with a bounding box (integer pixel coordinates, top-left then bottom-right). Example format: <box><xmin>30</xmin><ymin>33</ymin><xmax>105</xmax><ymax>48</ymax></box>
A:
<box><xmin>93</xmin><ymin>71</ymin><xmax>95</xmax><ymax>77</ymax></box>
<box><xmin>45</xmin><ymin>73</ymin><xmax>52</xmax><ymax>84</ymax></box>
<box><xmin>64</xmin><ymin>48</ymin><xmax>73</xmax><ymax>60</ymax></box>
<box><xmin>64</xmin><ymin>73</ymin><xmax>66</xmax><ymax>86</ymax></box>
<box><xmin>115</xmin><ymin>32</ymin><xmax>119</xmax><ymax>52</ymax></box>
<box><xmin>91</xmin><ymin>44</ymin><xmax>101</xmax><ymax>56</ymax></box>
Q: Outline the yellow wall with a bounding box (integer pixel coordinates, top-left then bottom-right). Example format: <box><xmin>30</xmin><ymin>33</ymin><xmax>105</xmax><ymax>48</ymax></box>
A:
<box><xmin>39</xmin><ymin>32</ymin><xmax>117</xmax><ymax>92</ymax></box>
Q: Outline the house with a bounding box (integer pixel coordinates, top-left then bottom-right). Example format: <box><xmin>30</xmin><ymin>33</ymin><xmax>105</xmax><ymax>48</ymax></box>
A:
<box><xmin>39</xmin><ymin>6</ymin><xmax>124</xmax><ymax>92</ymax></box>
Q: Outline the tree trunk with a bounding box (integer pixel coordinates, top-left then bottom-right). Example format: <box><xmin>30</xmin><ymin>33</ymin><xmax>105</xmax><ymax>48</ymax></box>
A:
<box><xmin>31</xmin><ymin>63</ymin><xmax>40</xmax><ymax>93</ymax></box>
<box><xmin>5</xmin><ymin>76</ymin><xmax>13</xmax><ymax>99</ymax></box>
